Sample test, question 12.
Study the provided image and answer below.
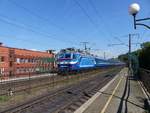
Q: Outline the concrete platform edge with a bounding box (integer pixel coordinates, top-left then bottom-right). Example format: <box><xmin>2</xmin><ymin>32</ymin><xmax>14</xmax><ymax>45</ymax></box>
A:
<box><xmin>138</xmin><ymin>80</ymin><xmax>150</xmax><ymax>110</ymax></box>
<box><xmin>74</xmin><ymin>70</ymin><xmax>122</xmax><ymax>113</ymax></box>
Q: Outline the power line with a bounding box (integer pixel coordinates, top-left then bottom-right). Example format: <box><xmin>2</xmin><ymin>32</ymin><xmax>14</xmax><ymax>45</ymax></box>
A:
<box><xmin>87</xmin><ymin>0</ymin><xmax>114</xmax><ymax>37</ymax></box>
<box><xmin>7</xmin><ymin>0</ymin><xmax>82</xmax><ymax>42</ymax></box>
<box><xmin>108</xmin><ymin>34</ymin><xmax>140</xmax><ymax>48</ymax></box>
<box><xmin>87</xmin><ymin>0</ymin><xmax>142</xmax><ymax>48</ymax></box>
<box><xmin>0</xmin><ymin>35</ymin><xmax>54</xmax><ymax>49</ymax></box>
<box><xmin>108</xmin><ymin>43</ymin><xmax>127</xmax><ymax>46</ymax></box>
<box><xmin>74</xmin><ymin>0</ymin><xmax>98</xmax><ymax>28</ymax></box>
<box><xmin>80</xmin><ymin>42</ymin><xmax>89</xmax><ymax>50</ymax></box>
<box><xmin>0</xmin><ymin>36</ymin><xmax>56</xmax><ymax>51</ymax></box>
<box><xmin>0</xmin><ymin>15</ymin><xmax>79</xmax><ymax>46</ymax></box>
<box><xmin>73</xmin><ymin>0</ymin><xmax>112</xmax><ymax>43</ymax></box>
<box><xmin>108</xmin><ymin>33</ymin><xmax>141</xmax><ymax>60</ymax></box>
<box><xmin>87</xmin><ymin>0</ymin><xmax>130</xmax><ymax>45</ymax></box>
<box><xmin>0</xmin><ymin>34</ymin><xmax>63</xmax><ymax>52</ymax></box>
<box><xmin>113</xmin><ymin>33</ymin><xmax>139</xmax><ymax>46</ymax></box>
<box><xmin>0</xmin><ymin>13</ymin><xmax>57</xmax><ymax>36</ymax></box>
<box><xmin>8</xmin><ymin>0</ymin><xmax>114</xmax><ymax>46</ymax></box>
<box><xmin>113</xmin><ymin>37</ymin><xmax>127</xmax><ymax>46</ymax></box>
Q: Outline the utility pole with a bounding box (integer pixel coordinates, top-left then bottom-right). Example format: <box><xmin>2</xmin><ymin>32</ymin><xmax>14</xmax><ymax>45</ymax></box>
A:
<box><xmin>108</xmin><ymin>33</ymin><xmax>140</xmax><ymax>75</ymax></box>
<box><xmin>81</xmin><ymin>42</ymin><xmax>89</xmax><ymax>51</ymax></box>
<box><xmin>104</xmin><ymin>52</ymin><xmax>106</xmax><ymax>59</ymax></box>
<box><xmin>128</xmin><ymin>34</ymin><xmax>132</xmax><ymax>74</ymax></box>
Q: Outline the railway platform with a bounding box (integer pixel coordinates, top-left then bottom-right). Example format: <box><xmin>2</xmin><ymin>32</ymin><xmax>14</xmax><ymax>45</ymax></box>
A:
<box><xmin>75</xmin><ymin>68</ymin><xmax>150</xmax><ymax>113</ymax></box>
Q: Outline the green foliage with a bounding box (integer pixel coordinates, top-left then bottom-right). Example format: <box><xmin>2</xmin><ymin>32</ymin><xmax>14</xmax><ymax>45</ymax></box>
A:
<box><xmin>118</xmin><ymin>53</ymin><xmax>128</xmax><ymax>63</ymax></box>
<box><xmin>0</xmin><ymin>95</ymin><xmax>10</xmax><ymax>102</ymax></box>
<box><xmin>139</xmin><ymin>42</ymin><xmax>150</xmax><ymax>70</ymax></box>
<box><xmin>118</xmin><ymin>41</ymin><xmax>150</xmax><ymax>70</ymax></box>
<box><xmin>141</xmin><ymin>42</ymin><xmax>150</xmax><ymax>49</ymax></box>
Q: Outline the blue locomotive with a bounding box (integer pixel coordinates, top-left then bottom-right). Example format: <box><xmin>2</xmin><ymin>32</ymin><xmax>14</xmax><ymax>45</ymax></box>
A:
<box><xmin>57</xmin><ymin>52</ymin><xmax>95</xmax><ymax>72</ymax></box>
<box><xmin>56</xmin><ymin>48</ymin><xmax>122</xmax><ymax>72</ymax></box>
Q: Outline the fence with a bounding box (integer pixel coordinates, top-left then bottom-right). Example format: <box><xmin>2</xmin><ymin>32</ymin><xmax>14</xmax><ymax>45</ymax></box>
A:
<box><xmin>139</xmin><ymin>68</ymin><xmax>150</xmax><ymax>94</ymax></box>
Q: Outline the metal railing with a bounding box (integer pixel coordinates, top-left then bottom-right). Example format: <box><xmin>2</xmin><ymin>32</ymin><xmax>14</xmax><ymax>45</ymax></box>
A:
<box><xmin>139</xmin><ymin>68</ymin><xmax>150</xmax><ymax>94</ymax></box>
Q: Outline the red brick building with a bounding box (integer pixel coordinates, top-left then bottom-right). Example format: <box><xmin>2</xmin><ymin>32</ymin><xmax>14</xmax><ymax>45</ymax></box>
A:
<box><xmin>0</xmin><ymin>44</ymin><xmax>55</xmax><ymax>78</ymax></box>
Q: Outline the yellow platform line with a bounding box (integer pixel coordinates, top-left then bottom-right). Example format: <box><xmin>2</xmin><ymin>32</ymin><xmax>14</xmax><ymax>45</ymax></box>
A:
<box><xmin>100</xmin><ymin>76</ymin><xmax>123</xmax><ymax>113</ymax></box>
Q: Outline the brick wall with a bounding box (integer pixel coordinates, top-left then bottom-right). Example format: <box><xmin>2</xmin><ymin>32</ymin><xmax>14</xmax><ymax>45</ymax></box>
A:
<box><xmin>0</xmin><ymin>46</ymin><xmax>55</xmax><ymax>78</ymax></box>
<box><xmin>0</xmin><ymin>46</ymin><xmax>9</xmax><ymax>77</ymax></box>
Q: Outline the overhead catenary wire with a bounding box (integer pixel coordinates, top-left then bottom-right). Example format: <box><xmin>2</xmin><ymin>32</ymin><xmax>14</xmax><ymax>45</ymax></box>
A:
<box><xmin>87</xmin><ymin>0</ymin><xmax>114</xmax><ymax>37</ymax></box>
<box><xmin>0</xmin><ymin>34</ymin><xmax>55</xmax><ymax>50</ymax></box>
<box><xmin>87</xmin><ymin>0</ymin><xmax>130</xmax><ymax>46</ymax></box>
<box><xmin>7</xmin><ymin>0</ymin><xmax>82</xmax><ymax>43</ymax></box>
<box><xmin>0</xmin><ymin>13</ymin><xmax>58</xmax><ymax>37</ymax></box>
<box><xmin>113</xmin><ymin>37</ymin><xmax>127</xmax><ymax>46</ymax></box>
<box><xmin>73</xmin><ymin>0</ymin><xmax>112</xmax><ymax>43</ymax></box>
<box><xmin>74</xmin><ymin>0</ymin><xmax>115</xmax><ymax>57</ymax></box>
<box><xmin>8</xmin><ymin>0</ymin><xmax>117</xmax><ymax>53</ymax></box>
<box><xmin>0</xmin><ymin>14</ymin><xmax>79</xmax><ymax>46</ymax></box>
<box><xmin>87</xmin><ymin>0</ymin><xmax>144</xmax><ymax>50</ymax></box>
<box><xmin>73</xmin><ymin>0</ymin><xmax>98</xmax><ymax>28</ymax></box>
<box><xmin>0</xmin><ymin>34</ymin><xmax>62</xmax><ymax>52</ymax></box>
<box><xmin>108</xmin><ymin>34</ymin><xmax>141</xmax><ymax>54</ymax></box>
<box><xmin>109</xmin><ymin>34</ymin><xmax>140</xmax><ymax>45</ymax></box>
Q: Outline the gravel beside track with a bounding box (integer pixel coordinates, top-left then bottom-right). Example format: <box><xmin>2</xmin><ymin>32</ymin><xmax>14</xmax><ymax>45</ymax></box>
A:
<box><xmin>0</xmin><ymin>68</ymin><xmax>114</xmax><ymax>96</ymax></box>
<box><xmin>0</xmin><ymin>67</ymin><xmax>122</xmax><ymax>113</ymax></box>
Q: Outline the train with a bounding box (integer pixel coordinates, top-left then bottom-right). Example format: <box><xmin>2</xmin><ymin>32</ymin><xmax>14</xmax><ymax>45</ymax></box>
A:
<box><xmin>0</xmin><ymin>46</ymin><xmax>124</xmax><ymax>79</ymax></box>
<box><xmin>56</xmin><ymin>48</ymin><xmax>124</xmax><ymax>73</ymax></box>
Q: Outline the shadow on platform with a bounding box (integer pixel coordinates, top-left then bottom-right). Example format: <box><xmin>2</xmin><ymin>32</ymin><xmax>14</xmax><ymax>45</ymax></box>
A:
<box><xmin>99</xmin><ymin>75</ymin><xmax>150</xmax><ymax>113</ymax></box>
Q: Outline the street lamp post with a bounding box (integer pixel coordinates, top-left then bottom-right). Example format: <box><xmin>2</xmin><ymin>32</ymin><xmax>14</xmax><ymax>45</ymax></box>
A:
<box><xmin>129</xmin><ymin>3</ymin><xmax>150</xmax><ymax>29</ymax></box>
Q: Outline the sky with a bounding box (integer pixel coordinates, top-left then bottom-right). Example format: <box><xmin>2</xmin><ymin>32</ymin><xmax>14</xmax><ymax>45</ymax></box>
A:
<box><xmin>0</xmin><ymin>0</ymin><xmax>150</xmax><ymax>58</ymax></box>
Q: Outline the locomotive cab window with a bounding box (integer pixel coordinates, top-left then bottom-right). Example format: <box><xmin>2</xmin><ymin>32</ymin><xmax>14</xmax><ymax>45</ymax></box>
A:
<box><xmin>65</xmin><ymin>54</ymin><xmax>71</xmax><ymax>58</ymax></box>
<box><xmin>73</xmin><ymin>54</ymin><xmax>78</xmax><ymax>59</ymax></box>
<box><xmin>58</xmin><ymin>54</ymin><xmax>64</xmax><ymax>58</ymax></box>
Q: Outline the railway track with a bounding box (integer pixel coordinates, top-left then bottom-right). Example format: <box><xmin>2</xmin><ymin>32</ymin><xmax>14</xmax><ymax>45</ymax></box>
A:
<box><xmin>56</xmin><ymin>73</ymin><xmax>115</xmax><ymax>113</ymax></box>
<box><xmin>0</xmin><ymin>74</ymin><xmax>59</xmax><ymax>95</ymax></box>
<box><xmin>0</xmin><ymin>68</ymin><xmax>122</xmax><ymax>113</ymax></box>
<box><xmin>0</xmin><ymin>68</ymin><xmax>113</xmax><ymax>96</ymax></box>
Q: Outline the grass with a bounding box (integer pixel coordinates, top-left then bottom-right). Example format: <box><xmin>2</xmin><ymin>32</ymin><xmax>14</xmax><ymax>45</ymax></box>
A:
<box><xmin>0</xmin><ymin>95</ymin><xmax>10</xmax><ymax>102</ymax></box>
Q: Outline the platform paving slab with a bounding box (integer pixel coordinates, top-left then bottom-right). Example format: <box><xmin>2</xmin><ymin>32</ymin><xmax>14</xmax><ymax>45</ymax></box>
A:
<box><xmin>75</xmin><ymin>68</ymin><xmax>148</xmax><ymax>113</ymax></box>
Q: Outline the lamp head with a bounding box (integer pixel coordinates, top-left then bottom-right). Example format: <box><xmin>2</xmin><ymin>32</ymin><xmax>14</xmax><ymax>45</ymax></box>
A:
<box><xmin>129</xmin><ymin>3</ymin><xmax>140</xmax><ymax>16</ymax></box>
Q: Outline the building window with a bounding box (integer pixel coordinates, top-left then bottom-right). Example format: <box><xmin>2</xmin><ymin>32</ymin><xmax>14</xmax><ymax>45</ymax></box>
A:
<box><xmin>20</xmin><ymin>58</ymin><xmax>23</xmax><ymax>63</ymax></box>
<box><xmin>10</xmin><ymin>61</ymin><xmax>13</xmax><ymax>67</ymax></box>
<box><xmin>25</xmin><ymin>59</ymin><xmax>28</xmax><ymax>63</ymax></box>
<box><xmin>0</xmin><ymin>68</ymin><xmax>3</xmax><ymax>74</ymax></box>
<box><xmin>21</xmin><ymin>68</ymin><xmax>24</xmax><ymax>73</ymax></box>
<box><xmin>28</xmin><ymin>59</ymin><xmax>31</xmax><ymax>63</ymax></box>
<box><xmin>16</xmin><ymin>68</ymin><xmax>20</xmax><ymax>74</ymax></box>
<box><xmin>16</xmin><ymin>58</ymin><xmax>20</xmax><ymax>63</ymax></box>
<box><xmin>0</xmin><ymin>56</ymin><xmax>5</xmax><ymax>62</ymax></box>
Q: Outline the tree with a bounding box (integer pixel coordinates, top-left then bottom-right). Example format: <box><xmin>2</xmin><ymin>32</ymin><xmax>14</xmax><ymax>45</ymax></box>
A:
<box><xmin>118</xmin><ymin>53</ymin><xmax>128</xmax><ymax>63</ymax></box>
<box><xmin>139</xmin><ymin>42</ymin><xmax>150</xmax><ymax>70</ymax></box>
<box><xmin>141</xmin><ymin>42</ymin><xmax>150</xmax><ymax>49</ymax></box>
<box><xmin>118</xmin><ymin>41</ymin><xmax>150</xmax><ymax>70</ymax></box>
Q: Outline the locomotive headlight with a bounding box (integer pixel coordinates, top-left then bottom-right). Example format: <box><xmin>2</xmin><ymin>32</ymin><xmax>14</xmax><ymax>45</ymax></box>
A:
<box><xmin>59</xmin><ymin>61</ymin><xmax>70</xmax><ymax>64</ymax></box>
<box><xmin>65</xmin><ymin>62</ymin><xmax>70</xmax><ymax>64</ymax></box>
<box><xmin>61</xmin><ymin>62</ymin><xmax>68</xmax><ymax>64</ymax></box>
<box><xmin>60</xmin><ymin>62</ymin><xmax>65</xmax><ymax>64</ymax></box>
<box><xmin>70</xmin><ymin>61</ymin><xmax>77</xmax><ymax>64</ymax></box>
<box><xmin>57</xmin><ymin>61</ymin><xmax>60</xmax><ymax>64</ymax></box>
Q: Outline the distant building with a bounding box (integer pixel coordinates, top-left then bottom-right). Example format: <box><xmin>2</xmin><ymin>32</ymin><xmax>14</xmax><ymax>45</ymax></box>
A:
<box><xmin>0</xmin><ymin>44</ymin><xmax>55</xmax><ymax>78</ymax></box>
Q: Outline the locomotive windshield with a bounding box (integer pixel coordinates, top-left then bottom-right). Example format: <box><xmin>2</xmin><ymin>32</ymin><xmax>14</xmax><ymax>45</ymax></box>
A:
<box><xmin>58</xmin><ymin>53</ymin><xmax>72</xmax><ymax>59</ymax></box>
<box><xmin>58</xmin><ymin>53</ymin><xmax>78</xmax><ymax>59</ymax></box>
<box><xmin>65</xmin><ymin>54</ymin><xmax>71</xmax><ymax>58</ymax></box>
